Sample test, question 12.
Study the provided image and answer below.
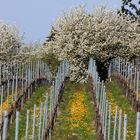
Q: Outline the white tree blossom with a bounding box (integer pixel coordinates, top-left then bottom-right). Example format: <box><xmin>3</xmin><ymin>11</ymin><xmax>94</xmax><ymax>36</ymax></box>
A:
<box><xmin>18</xmin><ymin>42</ymin><xmax>43</xmax><ymax>63</ymax></box>
<box><xmin>43</xmin><ymin>6</ymin><xmax>140</xmax><ymax>82</ymax></box>
<box><xmin>0</xmin><ymin>21</ymin><xmax>22</xmax><ymax>63</ymax></box>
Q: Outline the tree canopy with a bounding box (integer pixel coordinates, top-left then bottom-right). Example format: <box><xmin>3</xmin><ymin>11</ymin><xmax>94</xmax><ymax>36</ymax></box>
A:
<box><xmin>0</xmin><ymin>22</ymin><xmax>22</xmax><ymax>63</ymax></box>
<box><xmin>43</xmin><ymin>6</ymin><xmax>140</xmax><ymax>82</ymax></box>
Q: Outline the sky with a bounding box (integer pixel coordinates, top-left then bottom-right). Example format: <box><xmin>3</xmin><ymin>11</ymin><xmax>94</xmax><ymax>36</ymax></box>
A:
<box><xmin>0</xmin><ymin>0</ymin><xmax>122</xmax><ymax>43</ymax></box>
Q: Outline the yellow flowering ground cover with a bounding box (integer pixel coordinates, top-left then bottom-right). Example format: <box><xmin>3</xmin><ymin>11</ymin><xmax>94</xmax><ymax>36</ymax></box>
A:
<box><xmin>67</xmin><ymin>92</ymin><xmax>88</xmax><ymax>129</ymax></box>
<box><xmin>7</xmin><ymin>85</ymin><xmax>49</xmax><ymax>139</ymax></box>
<box><xmin>0</xmin><ymin>87</ymin><xmax>23</xmax><ymax>114</ymax></box>
<box><xmin>52</xmin><ymin>81</ymin><xmax>96</xmax><ymax>140</ymax></box>
<box><xmin>106</xmin><ymin>80</ymin><xmax>136</xmax><ymax>140</ymax></box>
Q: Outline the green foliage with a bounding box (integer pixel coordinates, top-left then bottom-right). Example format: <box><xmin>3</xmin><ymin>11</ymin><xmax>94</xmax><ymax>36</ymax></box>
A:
<box><xmin>41</xmin><ymin>49</ymin><xmax>60</xmax><ymax>79</ymax></box>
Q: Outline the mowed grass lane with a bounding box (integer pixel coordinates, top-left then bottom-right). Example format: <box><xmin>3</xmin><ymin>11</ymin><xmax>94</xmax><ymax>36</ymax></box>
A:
<box><xmin>52</xmin><ymin>81</ymin><xmax>97</xmax><ymax>140</ymax></box>
<box><xmin>106</xmin><ymin>80</ymin><xmax>136</xmax><ymax>140</ymax></box>
<box><xmin>7</xmin><ymin>85</ymin><xmax>49</xmax><ymax>140</ymax></box>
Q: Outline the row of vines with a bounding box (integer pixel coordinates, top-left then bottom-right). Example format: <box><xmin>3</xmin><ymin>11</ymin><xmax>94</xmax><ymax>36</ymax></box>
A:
<box><xmin>88</xmin><ymin>57</ymin><xmax>140</xmax><ymax>140</ymax></box>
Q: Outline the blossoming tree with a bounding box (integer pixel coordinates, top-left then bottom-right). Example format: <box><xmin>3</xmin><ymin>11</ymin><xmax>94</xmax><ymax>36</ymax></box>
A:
<box><xmin>43</xmin><ymin>6</ymin><xmax>140</xmax><ymax>82</ymax></box>
<box><xmin>0</xmin><ymin>22</ymin><xmax>22</xmax><ymax>63</ymax></box>
<box><xmin>18</xmin><ymin>42</ymin><xmax>43</xmax><ymax>63</ymax></box>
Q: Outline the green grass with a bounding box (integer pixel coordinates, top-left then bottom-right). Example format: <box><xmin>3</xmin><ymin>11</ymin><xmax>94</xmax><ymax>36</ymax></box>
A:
<box><xmin>51</xmin><ymin>81</ymin><xmax>97</xmax><ymax>140</ymax></box>
<box><xmin>106</xmin><ymin>80</ymin><xmax>136</xmax><ymax>140</ymax></box>
<box><xmin>7</xmin><ymin>85</ymin><xmax>49</xmax><ymax>140</ymax></box>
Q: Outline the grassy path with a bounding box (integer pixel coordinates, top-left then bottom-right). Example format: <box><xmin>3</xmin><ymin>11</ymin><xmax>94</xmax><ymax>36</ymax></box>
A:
<box><xmin>7</xmin><ymin>85</ymin><xmax>49</xmax><ymax>140</ymax></box>
<box><xmin>106</xmin><ymin>80</ymin><xmax>136</xmax><ymax>140</ymax></box>
<box><xmin>52</xmin><ymin>82</ymin><xmax>97</xmax><ymax>140</ymax></box>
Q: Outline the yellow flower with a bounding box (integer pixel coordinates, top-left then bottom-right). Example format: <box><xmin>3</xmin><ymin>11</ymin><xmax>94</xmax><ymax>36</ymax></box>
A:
<box><xmin>66</xmin><ymin>91</ymin><xmax>88</xmax><ymax>129</ymax></box>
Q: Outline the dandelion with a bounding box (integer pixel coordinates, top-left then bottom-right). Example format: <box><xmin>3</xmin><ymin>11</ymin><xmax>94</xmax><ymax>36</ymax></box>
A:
<box><xmin>66</xmin><ymin>91</ymin><xmax>88</xmax><ymax>129</ymax></box>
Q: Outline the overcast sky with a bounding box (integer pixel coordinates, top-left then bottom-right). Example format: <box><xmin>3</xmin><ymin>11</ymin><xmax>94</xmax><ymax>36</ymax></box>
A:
<box><xmin>0</xmin><ymin>0</ymin><xmax>122</xmax><ymax>43</ymax></box>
